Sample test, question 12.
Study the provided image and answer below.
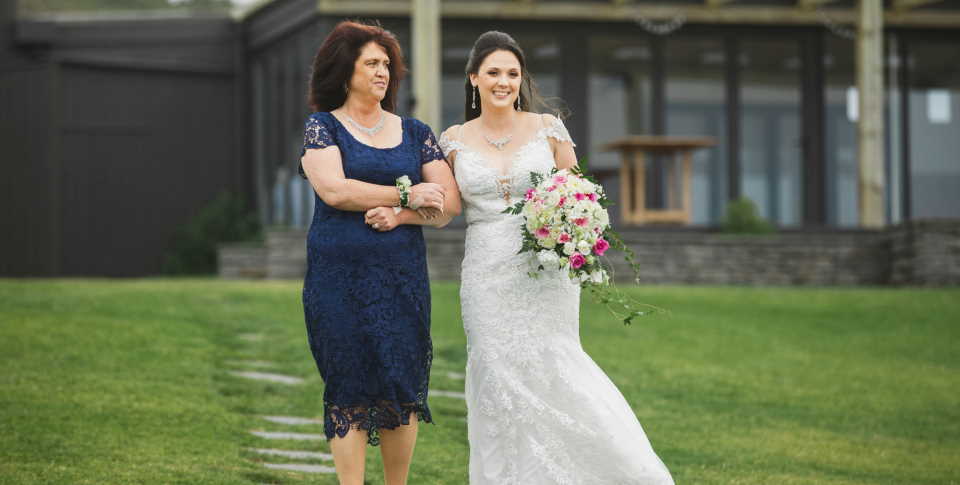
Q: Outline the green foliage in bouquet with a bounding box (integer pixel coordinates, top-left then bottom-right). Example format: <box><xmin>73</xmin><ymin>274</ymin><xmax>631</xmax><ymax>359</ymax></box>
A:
<box><xmin>721</xmin><ymin>196</ymin><xmax>775</xmax><ymax>234</ymax></box>
<box><xmin>162</xmin><ymin>192</ymin><xmax>261</xmax><ymax>275</ymax></box>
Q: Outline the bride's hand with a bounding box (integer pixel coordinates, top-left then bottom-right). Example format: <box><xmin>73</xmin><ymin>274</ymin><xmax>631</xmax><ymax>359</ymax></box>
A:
<box><xmin>409</xmin><ymin>182</ymin><xmax>445</xmax><ymax>211</ymax></box>
<box><xmin>365</xmin><ymin>207</ymin><xmax>400</xmax><ymax>232</ymax></box>
<box><xmin>417</xmin><ymin>207</ymin><xmax>443</xmax><ymax>220</ymax></box>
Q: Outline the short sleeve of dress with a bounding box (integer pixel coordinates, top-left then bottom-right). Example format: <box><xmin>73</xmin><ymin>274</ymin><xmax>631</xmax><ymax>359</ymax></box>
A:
<box><xmin>299</xmin><ymin>114</ymin><xmax>337</xmax><ymax>179</ymax></box>
<box><xmin>418</xmin><ymin>121</ymin><xmax>444</xmax><ymax>166</ymax></box>
<box><xmin>543</xmin><ymin>115</ymin><xmax>577</xmax><ymax>147</ymax></box>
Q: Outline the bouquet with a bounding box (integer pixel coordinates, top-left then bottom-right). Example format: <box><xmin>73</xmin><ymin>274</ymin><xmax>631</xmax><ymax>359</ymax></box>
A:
<box><xmin>504</xmin><ymin>167</ymin><xmax>660</xmax><ymax>325</ymax></box>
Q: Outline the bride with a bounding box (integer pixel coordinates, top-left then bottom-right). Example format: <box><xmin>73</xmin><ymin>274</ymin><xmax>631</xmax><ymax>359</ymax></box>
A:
<box><xmin>438</xmin><ymin>31</ymin><xmax>675</xmax><ymax>485</ymax></box>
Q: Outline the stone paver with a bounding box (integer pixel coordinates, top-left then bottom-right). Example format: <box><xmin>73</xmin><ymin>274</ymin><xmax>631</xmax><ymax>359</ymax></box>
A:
<box><xmin>248</xmin><ymin>448</ymin><xmax>332</xmax><ymax>460</ymax></box>
<box><xmin>262</xmin><ymin>415</ymin><xmax>322</xmax><ymax>426</ymax></box>
<box><xmin>225</xmin><ymin>360</ymin><xmax>276</xmax><ymax>368</ymax></box>
<box><xmin>445</xmin><ymin>371</ymin><xmax>465</xmax><ymax>380</ymax></box>
<box><xmin>430</xmin><ymin>389</ymin><xmax>466</xmax><ymax>399</ymax></box>
<box><xmin>263</xmin><ymin>463</ymin><xmax>335</xmax><ymax>474</ymax></box>
<box><xmin>237</xmin><ymin>333</ymin><xmax>264</xmax><ymax>341</ymax></box>
<box><xmin>230</xmin><ymin>371</ymin><xmax>304</xmax><ymax>385</ymax></box>
<box><xmin>250</xmin><ymin>431</ymin><xmax>324</xmax><ymax>441</ymax></box>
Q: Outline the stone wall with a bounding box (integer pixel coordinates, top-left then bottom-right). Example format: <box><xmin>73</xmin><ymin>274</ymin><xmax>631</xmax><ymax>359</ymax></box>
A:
<box><xmin>889</xmin><ymin>219</ymin><xmax>960</xmax><ymax>286</ymax></box>
<box><xmin>217</xmin><ymin>219</ymin><xmax>960</xmax><ymax>286</ymax></box>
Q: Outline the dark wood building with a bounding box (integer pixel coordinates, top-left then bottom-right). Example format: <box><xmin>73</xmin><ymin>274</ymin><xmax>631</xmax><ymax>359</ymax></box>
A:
<box><xmin>1</xmin><ymin>5</ymin><xmax>245</xmax><ymax>276</ymax></box>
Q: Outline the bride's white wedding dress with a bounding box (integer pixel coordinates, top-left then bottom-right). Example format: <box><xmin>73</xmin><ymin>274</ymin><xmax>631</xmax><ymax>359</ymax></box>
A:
<box><xmin>439</xmin><ymin>115</ymin><xmax>674</xmax><ymax>485</ymax></box>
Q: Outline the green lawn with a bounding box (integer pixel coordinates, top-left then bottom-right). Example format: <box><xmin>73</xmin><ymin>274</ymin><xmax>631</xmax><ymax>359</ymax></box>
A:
<box><xmin>1</xmin><ymin>279</ymin><xmax>958</xmax><ymax>484</ymax></box>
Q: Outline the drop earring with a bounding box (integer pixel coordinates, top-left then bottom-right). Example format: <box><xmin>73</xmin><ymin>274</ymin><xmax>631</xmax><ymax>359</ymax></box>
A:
<box><xmin>515</xmin><ymin>97</ymin><xmax>521</xmax><ymax>112</ymax></box>
<box><xmin>471</xmin><ymin>86</ymin><xmax>477</xmax><ymax>109</ymax></box>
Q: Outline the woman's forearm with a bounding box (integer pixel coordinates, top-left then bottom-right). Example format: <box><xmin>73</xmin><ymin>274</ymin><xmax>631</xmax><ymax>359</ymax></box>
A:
<box><xmin>317</xmin><ymin>178</ymin><xmax>400</xmax><ymax>212</ymax></box>
<box><xmin>397</xmin><ymin>208</ymin><xmax>455</xmax><ymax>228</ymax></box>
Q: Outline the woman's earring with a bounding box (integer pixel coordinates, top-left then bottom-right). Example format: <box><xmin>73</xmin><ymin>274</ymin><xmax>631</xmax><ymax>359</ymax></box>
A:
<box><xmin>344</xmin><ymin>82</ymin><xmax>350</xmax><ymax>94</ymax></box>
<box><xmin>471</xmin><ymin>86</ymin><xmax>477</xmax><ymax>110</ymax></box>
<box><xmin>515</xmin><ymin>97</ymin><xmax>521</xmax><ymax>112</ymax></box>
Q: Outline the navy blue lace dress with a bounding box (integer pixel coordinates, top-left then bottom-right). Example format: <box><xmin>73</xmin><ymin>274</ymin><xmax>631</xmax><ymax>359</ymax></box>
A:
<box><xmin>299</xmin><ymin>111</ymin><xmax>441</xmax><ymax>445</ymax></box>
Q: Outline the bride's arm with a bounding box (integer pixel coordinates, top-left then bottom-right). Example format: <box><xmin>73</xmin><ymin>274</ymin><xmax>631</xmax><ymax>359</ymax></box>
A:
<box><xmin>365</xmin><ymin>159</ymin><xmax>462</xmax><ymax>230</ymax></box>
<box><xmin>543</xmin><ymin>114</ymin><xmax>578</xmax><ymax>170</ymax></box>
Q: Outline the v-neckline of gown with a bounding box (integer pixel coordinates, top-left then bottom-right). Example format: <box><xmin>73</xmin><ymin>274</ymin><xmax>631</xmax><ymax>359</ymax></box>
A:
<box><xmin>453</xmin><ymin>128</ymin><xmax>548</xmax><ymax>178</ymax></box>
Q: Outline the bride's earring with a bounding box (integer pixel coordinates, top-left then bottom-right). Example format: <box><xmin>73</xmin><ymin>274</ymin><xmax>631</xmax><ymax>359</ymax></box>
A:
<box><xmin>515</xmin><ymin>97</ymin><xmax>521</xmax><ymax>112</ymax></box>
<box><xmin>471</xmin><ymin>86</ymin><xmax>477</xmax><ymax>110</ymax></box>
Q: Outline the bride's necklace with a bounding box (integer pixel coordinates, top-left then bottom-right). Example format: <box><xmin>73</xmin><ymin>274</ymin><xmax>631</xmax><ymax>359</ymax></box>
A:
<box><xmin>483</xmin><ymin>132</ymin><xmax>512</xmax><ymax>151</ymax></box>
<box><xmin>343</xmin><ymin>110</ymin><xmax>385</xmax><ymax>137</ymax></box>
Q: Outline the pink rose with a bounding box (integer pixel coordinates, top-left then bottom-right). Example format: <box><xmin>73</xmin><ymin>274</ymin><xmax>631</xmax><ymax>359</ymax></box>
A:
<box><xmin>570</xmin><ymin>253</ymin><xmax>586</xmax><ymax>269</ymax></box>
<box><xmin>574</xmin><ymin>193</ymin><xmax>586</xmax><ymax>201</ymax></box>
<box><xmin>588</xmin><ymin>193</ymin><xmax>598</xmax><ymax>202</ymax></box>
<box><xmin>546</xmin><ymin>185</ymin><xmax>557</xmax><ymax>192</ymax></box>
<box><xmin>557</xmin><ymin>197</ymin><xmax>566</xmax><ymax>207</ymax></box>
<box><xmin>536</xmin><ymin>227</ymin><xmax>551</xmax><ymax>238</ymax></box>
<box><xmin>573</xmin><ymin>217</ymin><xmax>588</xmax><ymax>227</ymax></box>
<box><xmin>593</xmin><ymin>238</ymin><xmax>610</xmax><ymax>256</ymax></box>
<box><xmin>558</xmin><ymin>233</ymin><xmax>571</xmax><ymax>243</ymax></box>
<box><xmin>553</xmin><ymin>175</ymin><xmax>568</xmax><ymax>184</ymax></box>
<box><xmin>525</xmin><ymin>188</ymin><xmax>536</xmax><ymax>201</ymax></box>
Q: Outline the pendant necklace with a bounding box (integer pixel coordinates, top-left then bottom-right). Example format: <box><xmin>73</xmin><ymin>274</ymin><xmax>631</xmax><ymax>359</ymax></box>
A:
<box><xmin>343</xmin><ymin>110</ymin><xmax>385</xmax><ymax>137</ymax></box>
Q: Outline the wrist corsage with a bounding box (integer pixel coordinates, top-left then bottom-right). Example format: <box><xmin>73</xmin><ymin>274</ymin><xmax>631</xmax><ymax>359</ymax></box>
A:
<box><xmin>396</xmin><ymin>175</ymin><xmax>412</xmax><ymax>208</ymax></box>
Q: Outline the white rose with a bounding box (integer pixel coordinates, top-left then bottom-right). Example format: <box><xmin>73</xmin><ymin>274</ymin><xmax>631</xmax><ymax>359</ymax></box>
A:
<box><xmin>541</xmin><ymin>238</ymin><xmax>557</xmax><ymax>249</ymax></box>
<box><xmin>537</xmin><ymin>250</ymin><xmax>559</xmax><ymax>267</ymax></box>
<box><xmin>545</xmin><ymin>191</ymin><xmax>562</xmax><ymax>208</ymax></box>
<box><xmin>562</xmin><ymin>242</ymin><xmax>576</xmax><ymax>256</ymax></box>
<box><xmin>590</xmin><ymin>270</ymin><xmax>605</xmax><ymax>284</ymax></box>
<box><xmin>577</xmin><ymin>240</ymin><xmax>592</xmax><ymax>253</ymax></box>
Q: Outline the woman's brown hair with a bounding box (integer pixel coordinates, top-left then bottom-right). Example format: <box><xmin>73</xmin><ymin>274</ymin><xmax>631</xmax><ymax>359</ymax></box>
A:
<box><xmin>308</xmin><ymin>20</ymin><xmax>407</xmax><ymax>113</ymax></box>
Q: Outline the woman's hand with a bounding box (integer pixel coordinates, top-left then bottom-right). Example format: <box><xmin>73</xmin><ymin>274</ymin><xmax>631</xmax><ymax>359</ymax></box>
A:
<box><xmin>409</xmin><ymin>182</ymin><xmax>445</xmax><ymax>211</ymax></box>
<box><xmin>365</xmin><ymin>207</ymin><xmax>400</xmax><ymax>232</ymax></box>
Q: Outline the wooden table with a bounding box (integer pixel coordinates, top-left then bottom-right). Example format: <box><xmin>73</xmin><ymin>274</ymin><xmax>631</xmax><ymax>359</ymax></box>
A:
<box><xmin>603</xmin><ymin>136</ymin><xmax>717</xmax><ymax>225</ymax></box>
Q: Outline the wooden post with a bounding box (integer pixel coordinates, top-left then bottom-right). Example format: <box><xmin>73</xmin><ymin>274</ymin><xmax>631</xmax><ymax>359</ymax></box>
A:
<box><xmin>412</xmin><ymin>0</ymin><xmax>441</xmax><ymax>131</ymax></box>
<box><xmin>857</xmin><ymin>0</ymin><xmax>886</xmax><ymax>227</ymax></box>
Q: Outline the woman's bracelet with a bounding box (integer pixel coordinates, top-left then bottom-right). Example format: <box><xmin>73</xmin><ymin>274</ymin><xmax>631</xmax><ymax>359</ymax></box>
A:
<box><xmin>396</xmin><ymin>175</ymin><xmax>412</xmax><ymax>208</ymax></box>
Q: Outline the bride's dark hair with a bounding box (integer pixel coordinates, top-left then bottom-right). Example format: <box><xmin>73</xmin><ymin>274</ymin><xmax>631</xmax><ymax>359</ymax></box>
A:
<box><xmin>463</xmin><ymin>31</ymin><xmax>559</xmax><ymax>122</ymax></box>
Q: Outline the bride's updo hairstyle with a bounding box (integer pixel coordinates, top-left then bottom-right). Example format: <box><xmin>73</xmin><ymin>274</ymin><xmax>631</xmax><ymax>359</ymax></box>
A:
<box><xmin>463</xmin><ymin>31</ymin><xmax>554</xmax><ymax>122</ymax></box>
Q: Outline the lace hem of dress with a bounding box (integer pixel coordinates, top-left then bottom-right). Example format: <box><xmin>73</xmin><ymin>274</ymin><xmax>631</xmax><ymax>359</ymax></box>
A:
<box><xmin>324</xmin><ymin>399</ymin><xmax>433</xmax><ymax>446</ymax></box>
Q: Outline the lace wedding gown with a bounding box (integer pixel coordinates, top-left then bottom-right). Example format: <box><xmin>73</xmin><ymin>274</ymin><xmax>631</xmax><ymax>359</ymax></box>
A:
<box><xmin>439</xmin><ymin>116</ymin><xmax>674</xmax><ymax>485</ymax></box>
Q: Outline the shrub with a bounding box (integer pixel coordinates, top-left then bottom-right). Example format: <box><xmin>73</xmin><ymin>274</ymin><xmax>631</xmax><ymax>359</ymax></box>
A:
<box><xmin>721</xmin><ymin>196</ymin><xmax>775</xmax><ymax>234</ymax></box>
<box><xmin>162</xmin><ymin>192</ymin><xmax>261</xmax><ymax>274</ymax></box>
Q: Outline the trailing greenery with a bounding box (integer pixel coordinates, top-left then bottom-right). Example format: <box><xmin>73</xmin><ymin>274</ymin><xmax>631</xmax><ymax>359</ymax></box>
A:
<box><xmin>721</xmin><ymin>196</ymin><xmax>775</xmax><ymax>234</ymax></box>
<box><xmin>162</xmin><ymin>192</ymin><xmax>261</xmax><ymax>275</ymax></box>
<box><xmin>1</xmin><ymin>279</ymin><xmax>958</xmax><ymax>484</ymax></box>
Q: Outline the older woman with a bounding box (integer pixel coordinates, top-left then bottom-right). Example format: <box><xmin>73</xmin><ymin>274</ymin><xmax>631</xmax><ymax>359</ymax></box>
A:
<box><xmin>298</xmin><ymin>21</ymin><xmax>460</xmax><ymax>485</ymax></box>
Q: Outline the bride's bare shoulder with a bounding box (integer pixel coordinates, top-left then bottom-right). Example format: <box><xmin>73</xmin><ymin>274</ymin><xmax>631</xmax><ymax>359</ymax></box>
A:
<box><xmin>440</xmin><ymin>124</ymin><xmax>463</xmax><ymax>142</ymax></box>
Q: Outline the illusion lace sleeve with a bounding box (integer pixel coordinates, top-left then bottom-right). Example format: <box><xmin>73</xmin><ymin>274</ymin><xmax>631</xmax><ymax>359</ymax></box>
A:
<box><xmin>543</xmin><ymin>115</ymin><xmax>577</xmax><ymax>147</ymax></box>
<box><xmin>419</xmin><ymin>122</ymin><xmax>444</xmax><ymax>166</ymax></box>
<box><xmin>299</xmin><ymin>114</ymin><xmax>337</xmax><ymax>179</ymax></box>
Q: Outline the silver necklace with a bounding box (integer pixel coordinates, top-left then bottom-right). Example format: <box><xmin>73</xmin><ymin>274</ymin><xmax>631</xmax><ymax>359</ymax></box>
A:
<box><xmin>343</xmin><ymin>111</ymin><xmax>385</xmax><ymax>137</ymax></box>
<box><xmin>483</xmin><ymin>132</ymin><xmax>512</xmax><ymax>151</ymax></box>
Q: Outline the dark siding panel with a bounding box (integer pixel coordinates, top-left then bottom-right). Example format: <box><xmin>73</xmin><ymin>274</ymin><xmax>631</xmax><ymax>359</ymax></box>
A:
<box><xmin>57</xmin><ymin>65</ymin><xmax>235</xmax><ymax>276</ymax></box>
<box><xmin>0</xmin><ymin>67</ymin><xmax>55</xmax><ymax>276</ymax></box>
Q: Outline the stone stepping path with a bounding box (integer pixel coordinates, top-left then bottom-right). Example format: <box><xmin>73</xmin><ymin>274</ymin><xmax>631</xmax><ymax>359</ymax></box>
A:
<box><xmin>446</xmin><ymin>371</ymin><xmax>465</xmax><ymax>380</ymax></box>
<box><xmin>250</xmin><ymin>430</ymin><xmax>324</xmax><ymax>441</ymax></box>
<box><xmin>237</xmin><ymin>333</ymin><xmax>264</xmax><ymax>342</ymax></box>
<box><xmin>225</xmin><ymin>359</ymin><xmax>276</xmax><ymax>368</ymax></box>
<box><xmin>430</xmin><ymin>389</ymin><xmax>466</xmax><ymax>400</ymax></box>
<box><xmin>263</xmin><ymin>463</ymin><xmax>335</xmax><ymax>474</ymax></box>
<box><xmin>248</xmin><ymin>448</ymin><xmax>332</xmax><ymax>460</ymax></box>
<box><xmin>229</xmin><ymin>371</ymin><xmax>304</xmax><ymax>385</ymax></box>
<box><xmin>261</xmin><ymin>415</ymin><xmax>322</xmax><ymax>426</ymax></box>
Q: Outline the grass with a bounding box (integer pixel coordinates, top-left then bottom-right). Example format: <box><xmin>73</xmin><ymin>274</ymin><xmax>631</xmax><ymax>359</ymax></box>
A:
<box><xmin>0</xmin><ymin>279</ymin><xmax>958</xmax><ymax>484</ymax></box>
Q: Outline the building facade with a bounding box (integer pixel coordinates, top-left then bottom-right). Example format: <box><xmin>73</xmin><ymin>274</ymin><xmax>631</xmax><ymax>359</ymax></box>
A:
<box><xmin>244</xmin><ymin>0</ymin><xmax>960</xmax><ymax>230</ymax></box>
